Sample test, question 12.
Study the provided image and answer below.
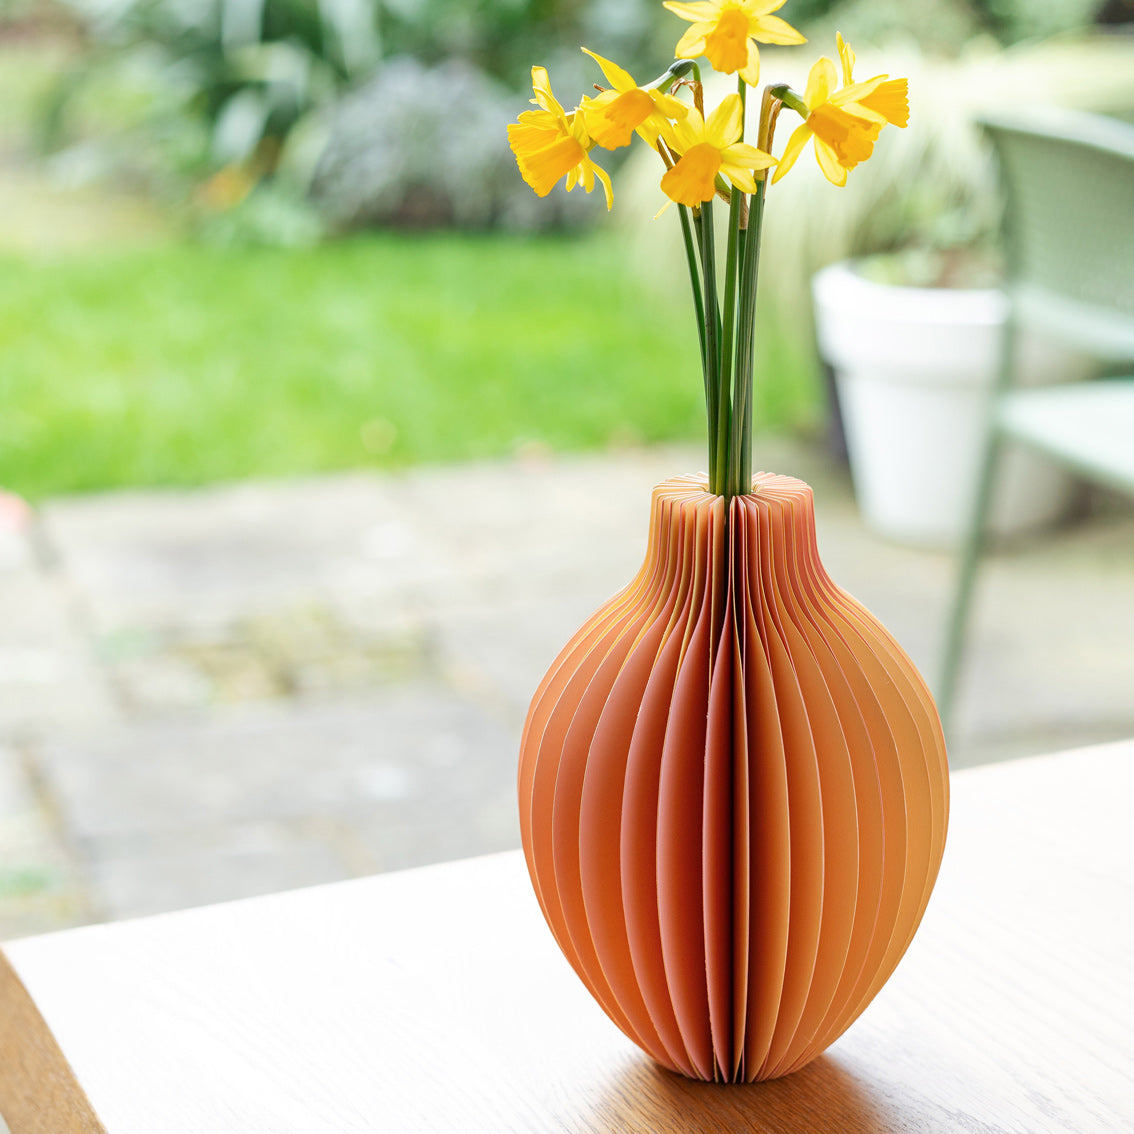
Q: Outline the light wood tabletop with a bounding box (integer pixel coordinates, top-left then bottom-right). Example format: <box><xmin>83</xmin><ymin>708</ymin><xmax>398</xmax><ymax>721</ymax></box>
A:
<box><xmin>1</xmin><ymin>739</ymin><xmax>1131</xmax><ymax>1133</ymax></box>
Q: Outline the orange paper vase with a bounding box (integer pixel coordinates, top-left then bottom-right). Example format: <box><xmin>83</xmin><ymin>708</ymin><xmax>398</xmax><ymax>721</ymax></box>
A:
<box><xmin>518</xmin><ymin>474</ymin><xmax>949</xmax><ymax>1082</ymax></box>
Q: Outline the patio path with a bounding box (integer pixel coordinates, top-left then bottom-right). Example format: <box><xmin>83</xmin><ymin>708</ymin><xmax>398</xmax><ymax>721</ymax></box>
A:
<box><xmin>2</xmin><ymin>439</ymin><xmax>1132</xmax><ymax>940</ymax></box>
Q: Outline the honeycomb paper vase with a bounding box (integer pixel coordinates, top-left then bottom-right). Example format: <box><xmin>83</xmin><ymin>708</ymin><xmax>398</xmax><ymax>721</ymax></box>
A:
<box><xmin>518</xmin><ymin>474</ymin><xmax>949</xmax><ymax>1082</ymax></box>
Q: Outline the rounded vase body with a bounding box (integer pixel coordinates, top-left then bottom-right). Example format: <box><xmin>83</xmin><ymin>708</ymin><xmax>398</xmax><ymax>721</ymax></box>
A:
<box><xmin>518</xmin><ymin>474</ymin><xmax>949</xmax><ymax>1083</ymax></box>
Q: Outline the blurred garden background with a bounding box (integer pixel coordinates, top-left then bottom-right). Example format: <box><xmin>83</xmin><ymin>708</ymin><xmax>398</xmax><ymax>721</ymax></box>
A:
<box><xmin>0</xmin><ymin>0</ymin><xmax>1132</xmax><ymax>938</ymax></box>
<box><xmin>0</xmin><ymin>0</ymin><xmax>1131</xmax><ymax>499</ymax></box>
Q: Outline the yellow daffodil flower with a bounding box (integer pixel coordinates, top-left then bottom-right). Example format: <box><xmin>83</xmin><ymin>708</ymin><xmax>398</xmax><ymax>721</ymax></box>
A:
<box><xmin>659</xmin><ymin>92</ymin><xmax>776</xmax><ymax>206</ymax></box>
<box><xmin>579</xmin><ymin>48</ymin><xmax>689</xmax><ymax>150</ymax></box>
<box><xmin>507</xmin><ymin>66</ymin><xmax>614</xmax><ymax>208</ymax></box>
<box><xmin>663</xmin><ymin>0</ymin><xmax>805</xmax><ymax>87</ymax></box>
<box><xmin>833</xmin><ymin>33</ymin><xmax>910</xmax><ymax>129</ymax></box>
<box><xmin>773</xmin><ymin>34</ymin><xmax>908</xmax><ymax>187</ymax></box>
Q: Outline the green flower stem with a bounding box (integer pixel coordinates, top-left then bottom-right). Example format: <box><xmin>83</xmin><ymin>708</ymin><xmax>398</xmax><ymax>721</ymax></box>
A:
<box><xmin>678</xmin><ymin>202</ymin><xmax>711</xmax><ymax>471</ymax></box>
<box><xmin>677</xmin><ymin>203</ymin><xmax>708</xmax><ymax>373</ymax></box>
<box><xmin>714</xmin><ymin>185</ymin><xmax>743</xmax><ymax>496</ymax></box>
<box><xmin>650</xmin><ymin>59</ymin><xmax>695</xmax><ymax>90</ymax></box>
<box><xmin>706</xmin><ymin>77</ymin><xmax>746</xmax><ymax>499</ymax></box>
<box><xmin>766</xmin><ymin>83</ymin><xmax>808</xmax><ymax>118</ymax></box>
<box><xmin>694</xmin><ymin>202</ymin><xmax>722</xmax><ymax>490</ymax></box>
<box><xmin>732</xmin><ymin>176</ymin><xmax>768</xmax><ymax>496</ymax></box>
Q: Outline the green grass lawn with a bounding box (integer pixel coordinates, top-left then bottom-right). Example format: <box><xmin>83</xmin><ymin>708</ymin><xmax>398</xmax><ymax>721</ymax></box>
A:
<box><xmin>0</xmin><ymin>232</ymin><xmax>817</xmax><ymax>500</ymax></box>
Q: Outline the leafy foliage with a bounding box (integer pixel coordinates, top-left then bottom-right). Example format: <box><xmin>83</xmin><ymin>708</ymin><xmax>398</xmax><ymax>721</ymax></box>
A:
<box><xmin>321</xmin><ymin>55</ymin><xmax>605</xmax><ymax>231</ymax></box>
<box><xmin>784</xmin><ymin>0</ymin><xmax>1110</xmax><ymax>48</ymax></box>
<box><xmin>48</xmin><ymin>0</ymin><xmax>654</xmax><ymax>172</ymax></box>
<box><xmin>0</xmin><ymin>234</ymin><xmax>732</xmax><ymax>499</ymax></box>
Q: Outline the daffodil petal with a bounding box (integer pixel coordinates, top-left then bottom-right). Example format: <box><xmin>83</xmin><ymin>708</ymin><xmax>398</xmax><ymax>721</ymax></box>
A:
<box><xmin>772</xmin><ymin>121</ymin><xmax>812</xmax><ymax>183</ymax></box>
<box><xmin>832</xmin><ymin>75</ymin><xmax>887</xmax><ymax>106</ymax></box>
<box><xmin>860</xmin><ymin>78</ymin><xmax>910</xmax><ymax>127</ymax></box>
<box><xmin>663</xmin><ymin>0</ymin><xmax>719</xmax><ymax>20</ymax></box>
<box><xmin>514</xmin><ymin>108</ymin><xmax>559</xmax><ymax>130</ymax></box>
<box><xmin>507</xmin><ymin>121</ymin><xmax>560</xmax><ymax>154</ymax></box>
<box><xmin>839</xmin><ymin>102</ymin><xmax>888</xmax><ymax>126</ymax></box>
<box><xmin>668</xmin><ymin>108</ymin><xmax>706</xmax><ymax>152</ymax></box>
<box><xmin>531</xmin><ymin>66</ymin><xmax>565</xmax><ymax>117</ymax></box>
<box><xmin>515</xmin><ymin>134</ymin><xmax>588</xmax><ymax>196</ymax></box>
<box><xmin>584</xmin><ymin>87</ymin><xmax>656</xmax><ymax>149</ymax></box>
<box><xmin>581</xmin><ymin>90</ymin><xmax>617</xmax><ymax>110</ymax></box>
<box><xmin>592</xmin><ymin>161</ymin><xmax>614</xmax><ymax>209</ymax></box>
<box><xmin>746</xmin><ymin>0</ymin><xmax>790</xmax><ymax>15</ymax></box>
<box><xmin>706</xmin><ymin>92</ymin><xmax>743</xmax><ymax>148</ymax></box>
<box><xmin>637</xmin><ymin>105</ymin><xmax>685</xmax><ymax>150</ymax></box>
<box><xmin>836</xmin><ymin>32</ymin><xmax>855</xmax><ymax>85</ymax></box>
<box><xmin>649</xmin><ymin>91</ymin><xmax>690</xmax><ymax>119</ymax></box>
<box><xmin>808</xmin><ymin>102</ymin><xmax>880</xmax><ymax>166</ymax></box>
<box><xmin>740</xmin><ymin>37</ymin><xmax>761</xmax><ymax>86</ymax></box>
<box><xmin>674</xmin><ymin>24</ymin><xmax>710</xmax><ymax>58</ymax></box>
<box><xmin>581</xmin><ymin>47</ymin><xmax>636</xmax><ymax>93</ymax></box>
<box><xmin>703</xmin><ymin>6</ymin><xmax>752</xmax><ymax>73</ymax></box>
<box><xmin>725</xmin><ymin>167</ymin><xmax>759</xmax><ymax>193</ymax></box>
<box><xmin>749</xmin><ymin>13</ymin><xmax>806</xmax><ymax>45</ymax></box>
<box><xmin>661</xmin><ymin>142</ymin><xmax>723</xmax><ymax>205</ymax></box>
<box><xmin>804</xmin><ymin>56</ymin><xmax>836</xmax><ymax>109</ymax></box>
<box><xmin>722</xmin><ymin>142</ymin><xmax>777</xmax><ymax>169</ymax></box>
<box><xmin>635</xmin><ymin>120</ymin><xmax>663</xmax><ymax>149</ymax></box>
<box><xmin>814</xmin><ymin>138</ymin><xmax>848</xmax><ymax>186</ymax></box>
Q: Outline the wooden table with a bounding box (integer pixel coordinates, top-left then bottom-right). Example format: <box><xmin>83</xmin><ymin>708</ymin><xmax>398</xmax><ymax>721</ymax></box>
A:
<box><xmin>1</xmin><ymin>740</ymin><xmax>1131</xmax><ymax>1133</ymax></box>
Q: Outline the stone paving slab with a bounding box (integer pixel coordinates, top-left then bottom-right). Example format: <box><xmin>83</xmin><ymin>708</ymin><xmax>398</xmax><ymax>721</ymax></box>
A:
<box><xmin>39</xmin><ymin>475</ymin><xmax>414</xmax><ymax>638</ymax></box>
<box><xmin>0</xmin><ymin>525</ymin><xmax>119</xmax><ymax>738</ymax></box>
<box><xmin>34</xmin><ymin>688</ymin><xmax>518</xmax><ymax>920</ymax></box>
<box><xmin>961</xmin><ymin>521</ymin><xmax>1134</xmax><ymax>745</ymax></box>
<box><xmin>0</xmin><ymin>745</ymin><xmax>90</xmax><ymax>940</ymax></box>
<box><xmin>80</xmin><ymin>819</ymin><xmax>364</xmax><ymax>922</ymax></box>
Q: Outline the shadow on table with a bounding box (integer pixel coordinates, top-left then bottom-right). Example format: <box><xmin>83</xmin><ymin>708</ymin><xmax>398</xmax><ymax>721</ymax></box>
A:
<box><xmin>587</xmin><ymin>1052</ymin><xmax>902</xmax><ymax>1133</ymax></box>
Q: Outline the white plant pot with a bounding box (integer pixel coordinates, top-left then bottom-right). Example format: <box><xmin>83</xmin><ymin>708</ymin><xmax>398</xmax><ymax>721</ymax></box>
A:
<box><xmin>813</xmin><ymin>260</ymin><xmax>1089</xmax><ymax>548</ymax></box>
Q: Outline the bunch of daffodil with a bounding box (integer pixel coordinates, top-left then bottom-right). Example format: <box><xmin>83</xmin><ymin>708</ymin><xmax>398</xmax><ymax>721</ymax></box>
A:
<box><xmin>508</xmin><ymin>1</ymin><xmax>908</xmax><ymax>498</ymax></box>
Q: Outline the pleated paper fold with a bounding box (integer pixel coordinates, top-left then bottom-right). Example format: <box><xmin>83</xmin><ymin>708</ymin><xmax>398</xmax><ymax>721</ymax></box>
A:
<box><xmin>518</xmin><ymin>474</ymin><xmax>949</xmax><ymax>1082</ymax></box>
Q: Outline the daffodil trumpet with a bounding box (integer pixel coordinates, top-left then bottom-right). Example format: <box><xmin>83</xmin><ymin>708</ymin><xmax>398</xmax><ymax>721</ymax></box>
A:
<box><xmin>506</xmin><ymin>14</ymin><xmax>908</xmax><ymax>500</ymax></box>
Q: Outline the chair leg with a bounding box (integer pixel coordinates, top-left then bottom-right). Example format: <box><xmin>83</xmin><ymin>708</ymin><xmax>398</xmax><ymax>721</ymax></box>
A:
<box><xmin>937</xmin><ymin>431</ymin><xmax>1002</xmax><ymax>739</ymax></box>
<box><xmin>937</xmin><ymin>317</ymin><xmax>1018</xmax><ymax>742</ymax></box>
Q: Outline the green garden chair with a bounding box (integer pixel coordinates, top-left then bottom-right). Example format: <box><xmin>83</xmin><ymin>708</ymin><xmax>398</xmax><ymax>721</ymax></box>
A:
<box><xmin>937</xmin><ymin>107</ymin><xmax>1134</xmax><ymax>736</ymax></box>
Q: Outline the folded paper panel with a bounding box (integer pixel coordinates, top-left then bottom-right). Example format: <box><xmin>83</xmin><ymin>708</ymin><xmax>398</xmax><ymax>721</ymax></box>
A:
<box><xmin>748</xmin><ymin>499</ymin><xmax>826</xmax><ymax>1078</ymax></box>
<box><xmin>578</xmin><ymin>600</ymin><xmax>681</xmax><ymax>1057</ymax></box>
<box><xmin>776</xmin><ymin>488</ymin><xmax>887</xmax><ymax>1062</ymax></box>
<box><xmin>570</xmin><ymin>492</ymin><xmax>708</xmax><ymax>1065</ymax></box>
<box><xmin>614</xmin><ymin>651</ymin><xmax>701</xmax><ymax>1074</ymax></box>
<box><xmin>524</xmin><ymin>631</ymin><xmax>628</xmax><ymax>979</ymax></box>
<box><xmin>727</xmin><ymin>598</ymin><xmax>751</xmax><ymax>1082</ymax></box>
<box><xmin>618</xmin><ymin>496</ymin><xmax>710</xmax><ymax>1076</ymax></box>
<box><xmin>759</xmin><ymin>492</ymin><xmax>861</xmax><ymax>1056</ymax></box>
<box><xmin>798</xmin><ymin>501</ymin><xmax>948</xmax><ymax>867</ymax></box>
<box><xmin>561</xmin><ymin>634</ymin><xmax>666</xmax><ymax>1049</ymax></box>
<box><xmin>520</xmin><ymin>491</ymin><xmax>689</xmax><ymax>1025</ymax></box>
<box><xmin>656</xmin><ymin>500</ymin><xmax>717</xmax><ymax>1080</ymax></box>
<box><xmin>704</xmin><ymin>510</ymin><xmax>736</xmax><ymax>1078</ymax></box>
<box><xmin>764</xmin><ymin>482</ymin><xmax>889</xmax><ymax>1071</ymax></box>
<box><xmin>519</xmin><ymin>480</ymin><xmax>685</xmax><ymax>831</ymax></box>
<box><xmin>795</xmin><ymin>576</ymin><xmax>909</xmax><ymax>918</ymax></box>
<box><xmin>620</xmin><ymin>621</ymin><xmax>698</xmax><ymax>1075</ymax></box>
<box><xmin>737</xmin><ymin>503</ymin><xmax>792</xmax><ymax>1076</ymax></box>
<box><xmin>517</xmin><ymin>474</ymin><xmax>949</xmax><ymax>1083</ymax></box>
<box><xmin>519</xmin><ymin>570</ymin><xmax>657</xmax><ymax>926</ymax></box>
<box><xmin>791</xmin><ymin>508</ymin><xmax>947</xmax><ymax>1051</ymax></box>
